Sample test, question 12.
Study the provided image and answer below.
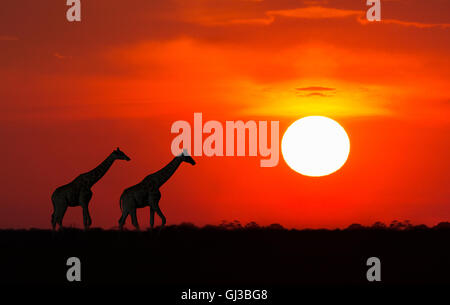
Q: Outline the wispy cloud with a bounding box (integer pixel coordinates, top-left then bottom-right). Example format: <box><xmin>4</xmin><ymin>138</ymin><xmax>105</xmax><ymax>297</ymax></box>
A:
<box><xmin>226</xmin><ymin>6</ymin><xmax>363</xmax><ymax>25</ymax></box>
<box><xmin>207</xmin><ymin>5</ymin><xmax>450</xmax><ymax>29</ymax></box>
<box><xmin>304</xmin><ymin>92</ymin><xmax>331</xmax><ymax>97</ymax></box>
<box><xmin>296</xmin><ymin>86</ymin><xmax>336</xmax><ymax>92</ymax></box>
<box><xmin>53</xmin><ymin>52</ymin><xmax>72</xmax><ymax>60</ymax></box>
<box><xmin>296</xmin><ymin>86</ymin><xmax>336</xmax><ymax>98</ymax></box>
<box><xmin>358</xmin><ymin>18</ymin><xmax>450</xmax><ymax>29</ymax></box>
<box><xmin>270</xmin><ymin>6</ymin><xmax>362</xmax><ymax>19</ymax></box>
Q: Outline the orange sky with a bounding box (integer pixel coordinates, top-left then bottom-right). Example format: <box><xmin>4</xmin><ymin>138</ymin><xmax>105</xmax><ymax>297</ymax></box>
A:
<box><xmin>0</xmin><ymin>0</ymin><xmax>449</xmax><ymax>229</ymax></box>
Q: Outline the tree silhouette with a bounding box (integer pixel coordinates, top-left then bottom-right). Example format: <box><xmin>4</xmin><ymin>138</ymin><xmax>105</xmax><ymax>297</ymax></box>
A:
<box><xmin>245</xmin><ymin>222</ymin><xmax>260</xmax><ymax>229</ymax></box>
<box><xmin>371</xmin><ymin>221</ymin><xmax>387</xmax><ymax>229</ymax></box>
<box><xmin>267</xmin><ymin>223</ymin><xmax>284</xmax><ymax>230</ymax></box>
<box><xmin>346</xmin><ymin>223</ymin><xmax>365</xmax><ymax>230</ymax></box>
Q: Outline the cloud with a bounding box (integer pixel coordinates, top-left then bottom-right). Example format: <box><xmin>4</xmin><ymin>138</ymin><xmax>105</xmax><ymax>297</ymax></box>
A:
<box><xmin>230</xmin><ymin>6</ymin><xmax>363</xmax><ymax>25</ymax></box>
<box><xmin>359</xmin><ymin>18</ymin><xmax>450</xmax><ymax>29</ymax></box>
<box><xmin>300</xmin><ymin>92</ymin><xmax>331</xmax><ymax>97</ymax></box>
<box><xmin>296</xmin><ymin>87</ymin><xmax>336</xmax><ymax>91</ymax></box>
<box><xmin>202</xmin><ymin>5</ymin><xmax>450</xmax><ymax>30</ymax></box>
<box><xmin>270</xmin><ymin>6</ymin><xmax>362</xmax><ymax>19</ymax></box>
<box><xmin>1</xmin><ymin>1</ymin><xmax>448</xmax><ymax>123</ymax></box>
<box><xmin>53</xmin><ymin>53</ymin><xmax>72</xmax><ymax>60</ymax></box>
<box><xmin>296</xmin><ymin>87</ymin><xmax>336</xmax><ymax>98</ymax></box>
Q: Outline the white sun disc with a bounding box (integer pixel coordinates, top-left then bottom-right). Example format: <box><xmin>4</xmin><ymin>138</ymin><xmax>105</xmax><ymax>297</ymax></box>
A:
<box><xmin>281</xmin><ymin>116</ymin><xmax>350</xmax><ymax>177</ymax></box>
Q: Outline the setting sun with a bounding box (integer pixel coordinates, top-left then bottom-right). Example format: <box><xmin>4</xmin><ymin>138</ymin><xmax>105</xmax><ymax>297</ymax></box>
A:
<box><xmin>1</xmin><ymin>0</ymin><xmax>449</xmax><ymax>231</ymax></box>
<box><xmin>281</xmin><ymin>116</ymin><xmax>350</xmax><ymax>177</ymax></box>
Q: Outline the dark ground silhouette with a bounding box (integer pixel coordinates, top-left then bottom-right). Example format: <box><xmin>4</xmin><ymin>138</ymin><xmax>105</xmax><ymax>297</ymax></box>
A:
<box><xmin>0</xmin><ymin>221</ymin><xmax>449</xmax><ymax>285</ymax></box>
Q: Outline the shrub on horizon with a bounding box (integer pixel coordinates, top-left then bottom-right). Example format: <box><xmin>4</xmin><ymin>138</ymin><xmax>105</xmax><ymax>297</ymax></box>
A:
<box><xmin>219</xmin><ymin>220</ymin><xmax>243</xmax><ymax>230</ymax></box>
<box><xmin>245</xmin><ymin>222</ymin><xmax>260</xmax><ymax>229</ymax></box>
<box><xmin>371</xmin><ymin>221</ymin><xmax>387</xmax><ymax>229</ymax></box>
<box><xmin>434</xmin><ymin>222</ymin><xmax>450</xmax><ymax>229</ymax></box>
<box><xmin>267</xmin><ymin>223</ymin><xmax>284</xmax><ymax>230</ymax></box>
<box><xmin>346</xmin><ymin>223</ymin><xmax>365</xmax><ymax>230</ymax></box>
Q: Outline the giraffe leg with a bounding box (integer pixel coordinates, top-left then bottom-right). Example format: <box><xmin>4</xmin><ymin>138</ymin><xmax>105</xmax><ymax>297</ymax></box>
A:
<box><xmin>154</xmin><ymin>206</ymin><xmax>166</xmax><ymax>228</ymax></box>
<box><xmin>51</xmin><ymin>191</ymin><xmax>66</xmax><ymax>230</ymax></box>
<box><xmin>150</xmin><ymin>207</ymin><xmax>155</xmax><ymax>230</ymax></box>
<box><xmin>118</xmin><ymin>211</ymin><xmax>129</xmax><ymax>230</ymax></box>
<box><xmin>80</xmin><ymin>190</ymin><xmax>93</xmax><ymax>230</ymax></box>
<box><xmin>118</xmin><ymin>194</ymin><xmax>132</xmax><ymax>230</ymax></box>
<box><xmin>131</xmin><ymin>210</ymin><xmax>140</xmax><ymax>230</ymax></box>
<box><xmin>55</xmin><ymin>204</ymin><xmax>68</xmax><ymax>230</ymax></box>
<box><xmin>81</xmin><ymin>206</ymin><xmax>91</xmax><ymax>230</ymax></box>
<box><xmin>51</xmin><ymin>204</ymin><xmax>57</xmax><ymax>231</ymax></box>
<box><xmin>149</xmin><ymin>191</ymin><xmax>161</xmax><ymax>230</ymax></box>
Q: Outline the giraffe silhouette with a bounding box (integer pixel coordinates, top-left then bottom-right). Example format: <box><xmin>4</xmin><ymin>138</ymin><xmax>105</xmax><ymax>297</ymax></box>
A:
<box><xmin>118</xmin><ymin>149</ymin><xmax>196</xmax><ymax>230</ymax></box>
<box><xmin>51</xmin><ymin>147</ymin><xmax>131</xmax><ymax>230</ymax></box>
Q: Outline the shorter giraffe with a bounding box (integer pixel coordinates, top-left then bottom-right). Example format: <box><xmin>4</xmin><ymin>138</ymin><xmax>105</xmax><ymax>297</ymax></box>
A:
<box><xmin>118</xmin><ymin>149</ymin><xmax>196</xmax><ymax>230</ymax></box>
<box><xmin>51</xmin><ymin>148</ymin><xmax>131</xmax><ymax>230</ymax></box>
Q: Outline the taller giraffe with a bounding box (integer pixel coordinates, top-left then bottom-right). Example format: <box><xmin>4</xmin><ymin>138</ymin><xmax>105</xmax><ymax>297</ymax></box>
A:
<box><xmin>118</xmin><ymin>149</ymin><xmax>196</xmax><ymax>230</ymax></box>
<box><xmin>51</xmin><ymin>147</ymin><xmax>131</xmax><ymax>230</ymax></box>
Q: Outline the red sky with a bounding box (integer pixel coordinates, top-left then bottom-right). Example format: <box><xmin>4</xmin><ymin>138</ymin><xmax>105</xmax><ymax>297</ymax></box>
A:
<box><xmin>1</xmin><ymin>0</ymin><xmax>449</xmax><ymax>229</ymax></box>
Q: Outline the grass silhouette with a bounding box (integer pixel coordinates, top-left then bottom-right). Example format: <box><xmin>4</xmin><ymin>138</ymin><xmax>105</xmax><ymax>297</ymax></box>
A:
<box><xmin>0</xmin><ymin>221</ymin><xmax>449</xmax><ymax>284</ymax></box>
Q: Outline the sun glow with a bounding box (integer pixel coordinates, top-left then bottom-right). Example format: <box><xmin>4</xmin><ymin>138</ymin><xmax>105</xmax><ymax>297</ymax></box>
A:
<box><xmin>281</xmin><ymin>116</ymin><xmax>350</xmax><ymax>177</ymax></box>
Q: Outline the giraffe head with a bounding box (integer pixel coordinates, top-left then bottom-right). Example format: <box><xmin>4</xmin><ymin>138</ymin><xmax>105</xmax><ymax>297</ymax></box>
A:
<box><xmin>180</xmin><ymin>149</ymin><xmax>196</xmax><ymax>165</ymax></box>
<box><xmin>112</xmin><ymin>147</ymin><xmax>131</xmax><ymax>161</ymax></box>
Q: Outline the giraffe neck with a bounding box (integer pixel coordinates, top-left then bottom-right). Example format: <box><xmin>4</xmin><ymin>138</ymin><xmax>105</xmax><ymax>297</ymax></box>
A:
<box><xmin>84</xmin><ymin>154</ymin><xmax>116</xmax><ymax>188</ymax></box>
<box><xmin>151</xmin><ymin>157</ymin><xmax>183</xmax><ymax>188</ymax></box>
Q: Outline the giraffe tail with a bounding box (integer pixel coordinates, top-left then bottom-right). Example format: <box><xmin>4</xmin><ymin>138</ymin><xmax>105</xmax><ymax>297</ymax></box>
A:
<box><xmin>51</xmin><ymin>191</ymin><xmax>56</xmax><ymax>227</ymax></box>
<box><xmin>119</xmin><ymin>193</ymin><xmax>124</xmax><ymax>212</ymax></box>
